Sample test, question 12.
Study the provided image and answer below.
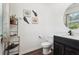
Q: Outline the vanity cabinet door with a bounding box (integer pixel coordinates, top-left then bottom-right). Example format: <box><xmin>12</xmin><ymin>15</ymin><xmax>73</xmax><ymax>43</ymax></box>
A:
<box><xmin>54</xmin><ymin>42</ymin><xmax>64</xmax><ymax>55</ymax></box>
<box><xmin>64</xmin><ymin>47</ymin><xmax>79</xmax><ymax>55</ymax></box>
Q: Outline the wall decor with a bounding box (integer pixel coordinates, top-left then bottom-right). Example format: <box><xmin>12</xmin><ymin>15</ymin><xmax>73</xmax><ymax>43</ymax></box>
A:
<box><xmin>32</xmin><ymin>10</ymin><xmax>38</xmax><ymax>24</ymax></box>
<box><xmin>23</xmin><ymin>16</ymin><xmax>29</xmax><ymax>24</ymax></box>
<box><xmin>23</xmin><ymin>9</ymin><xmax>31</xmax><ymax>24</ymax></box>
<box><xmin>23</xmin><ymin>9</ymin><xmax>38</xmax><ymax>24</ymax></box>
<box><xmin>32</xmin><ymin>10</ymin><xmax>38</xmax><ymax>16</ymax></box>
<box><xmin>32</xmin><ymin>17</ymin><xmax>38</xmax><ymax>24</ymax></box>
<box><xmin>23</xmin><ymin>9</ymin><xmax>31</xmax><ymax>17</ymax></box>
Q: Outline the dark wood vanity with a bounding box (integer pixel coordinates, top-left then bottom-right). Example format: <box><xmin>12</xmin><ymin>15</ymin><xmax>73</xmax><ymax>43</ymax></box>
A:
<box><xmin>54</xmin><ymin>35</ymin><xmax>79</xmax><ymax>55</ymax></box>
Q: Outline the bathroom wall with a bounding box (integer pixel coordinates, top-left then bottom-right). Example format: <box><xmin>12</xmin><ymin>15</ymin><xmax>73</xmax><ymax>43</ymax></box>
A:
<box><xmin>9</xmin><ymin>3</ymin><xmax>54</xmax><ymax>54</ymax></box>
<box><xmin>50</xmin><ymin>3</ymin><xmax>71</xmax><ymax>34</ymax></box>
<box><xmin>9</xmin><ymin>3</ymin><xmax>71</xmax><ymax>54</ymax></box>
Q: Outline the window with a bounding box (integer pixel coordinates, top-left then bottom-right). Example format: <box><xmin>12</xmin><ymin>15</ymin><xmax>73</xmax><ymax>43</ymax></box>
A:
<box><xmin>0</xmin><ymin>4</ymin><xmax>2</xmax><ymax>36</ymax></box>
<box><xmin>66</xmin><ymin>12</ymin><xmax>79</xmax><ymax>29</ymax></box>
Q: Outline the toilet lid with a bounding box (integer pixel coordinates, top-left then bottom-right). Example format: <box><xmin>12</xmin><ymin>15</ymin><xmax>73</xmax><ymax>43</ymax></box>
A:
<box><xmin>41</xmin><ymin>42</ymin><xmax>51</xmax><ymax>46</ymax></box>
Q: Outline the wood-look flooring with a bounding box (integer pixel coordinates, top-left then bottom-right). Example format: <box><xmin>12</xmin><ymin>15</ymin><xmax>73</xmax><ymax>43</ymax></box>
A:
<box><xmin>24</xmin><ymin>48</ymin><xmax>53</xmax><ymax>55</ymax></box>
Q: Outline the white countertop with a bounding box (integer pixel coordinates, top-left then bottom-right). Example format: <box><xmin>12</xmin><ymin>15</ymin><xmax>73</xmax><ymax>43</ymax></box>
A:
<box><xmin>54</xmin><ymin>33</ymin><xmax>79</xmax><ymax>41</ymax></box>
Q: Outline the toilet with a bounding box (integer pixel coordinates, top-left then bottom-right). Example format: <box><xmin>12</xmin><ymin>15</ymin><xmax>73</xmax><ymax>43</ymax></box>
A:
<box><xmin>41</xmin><ymin>42</ymin><xmax>52</xmax><ymax>55</ymax></box>
<box><xmin>39</xmin><ymin>35</ymin><xmax>53</xmax><ymax>55</ymax></box>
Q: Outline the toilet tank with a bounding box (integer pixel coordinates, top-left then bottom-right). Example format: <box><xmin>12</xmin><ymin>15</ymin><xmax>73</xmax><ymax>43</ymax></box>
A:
<box><xmin>46</xmin><ymin>35</ymin><xmax>54</xmax><ymax>49</ymax></box>
<box><xmin>38</xmin><ymin>34</ymin><xmax>53</xmax><ymax>43</ymax></box>
<box><xmin>46</xmin><ymin>35</ymin><xmax>53</xmax><ymax>43</ymax></box>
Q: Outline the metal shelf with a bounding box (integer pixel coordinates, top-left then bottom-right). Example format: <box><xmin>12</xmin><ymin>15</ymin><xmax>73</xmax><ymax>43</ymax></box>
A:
<box><xmin>4</xmin><ymin>18</ymin><xmax>20</xmax><ymax>55</ymax></box>
<box><xmin>9</xmin><ymin>50</ymin><xmax>19</xmax><ymax>53</ymax></box>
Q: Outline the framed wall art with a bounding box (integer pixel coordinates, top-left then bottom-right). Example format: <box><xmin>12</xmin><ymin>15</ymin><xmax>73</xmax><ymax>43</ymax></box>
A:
<box><xmin>32</xmin><ymin>17</ymin><xmax>38</xmax><ymax>24</ymax></box>
<box><xmin>23</xmin><ymin>9</ymin><xmax>31</xmax><ymax>18</ymax></box>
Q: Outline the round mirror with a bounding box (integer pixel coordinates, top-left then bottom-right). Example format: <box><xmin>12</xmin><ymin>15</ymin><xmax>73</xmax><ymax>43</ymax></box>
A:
<box><xmin>64</xmin><ymin>3</ymin><xmax>79</xmax><ymax>29</ymax></box>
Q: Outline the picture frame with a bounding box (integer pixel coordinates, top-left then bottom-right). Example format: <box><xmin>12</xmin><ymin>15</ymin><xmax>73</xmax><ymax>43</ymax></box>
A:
<box><xmin>32</xmin><ymin>17</ymin><xmax>38</xmax><ymax>24</ymax></box>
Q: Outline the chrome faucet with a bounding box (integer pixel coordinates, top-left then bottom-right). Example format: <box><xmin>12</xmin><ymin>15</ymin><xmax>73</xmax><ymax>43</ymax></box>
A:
<box><xmin>68</xmin><ymin>30</ymin><xmax>72</xmax><ymax>36</ymax></box>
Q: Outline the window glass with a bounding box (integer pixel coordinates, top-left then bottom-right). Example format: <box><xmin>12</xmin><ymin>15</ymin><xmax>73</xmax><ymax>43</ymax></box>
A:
<box><xmin>0</xmin><ymin>4</ymin><xmax>2</xmax><ymax>36</ymax></box>
<box><xmin>66</xmin><ymin>12</ymin><xmax>79</xmax><ymax>29</ymax></box>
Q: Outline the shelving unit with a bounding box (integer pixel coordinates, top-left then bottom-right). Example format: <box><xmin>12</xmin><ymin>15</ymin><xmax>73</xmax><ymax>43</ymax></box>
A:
<box><xmin>3</xmin><ymin>16</ymin><xmax>20</xmax><ymax>55</ymax></box>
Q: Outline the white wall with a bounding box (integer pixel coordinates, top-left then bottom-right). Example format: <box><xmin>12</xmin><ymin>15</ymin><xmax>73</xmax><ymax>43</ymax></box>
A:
<box><xmin>50</xmin><ymin>3</ymin><xmax>71</xmax><ymax>34</ymax></box>
<box><xmin>9</xmin><ymin>3</ymin><xmax>71</xmax><ymax>54</ymax></box>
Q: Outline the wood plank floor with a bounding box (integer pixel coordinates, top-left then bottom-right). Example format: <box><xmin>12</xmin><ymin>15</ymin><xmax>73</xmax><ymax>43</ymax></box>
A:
<box><xmin>24</xmin><ymin>48</ymin><xmax>53</xmax><ymax>55</ymax></box>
